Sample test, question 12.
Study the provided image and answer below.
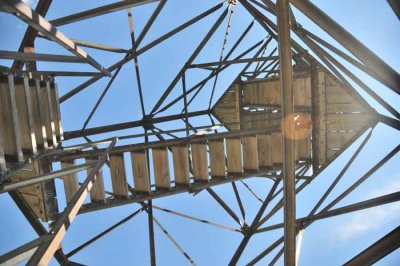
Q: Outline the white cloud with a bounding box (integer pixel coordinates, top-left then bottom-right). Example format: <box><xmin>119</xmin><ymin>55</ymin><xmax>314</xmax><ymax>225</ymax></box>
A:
<box><xmin>333</xmin><ymin>176</ymin><xmax>400</xmax><ymax>242</ymax></box>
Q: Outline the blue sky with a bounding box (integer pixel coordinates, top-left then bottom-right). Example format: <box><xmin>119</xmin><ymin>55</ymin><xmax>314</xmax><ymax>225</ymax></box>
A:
<box><xmin>0</xmin><ymin>0</ymin><xmax>399</xmax><ymax>265</ymax></box>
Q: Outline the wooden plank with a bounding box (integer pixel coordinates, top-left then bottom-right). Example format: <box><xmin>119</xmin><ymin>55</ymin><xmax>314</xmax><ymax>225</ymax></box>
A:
<box><xmin>23</xmin><ymin>77</ymin><xmax>37</xmax><ymax>154</ymax></box>
<box><xmin>86</xmin><ymin>157</ymin><xmax>105</xmax><ymax>203</ymax></box>
<box><xmin>0</xmin><ymin>77</ymin><xmax>17</xmax><ymax>158</ymax></box>
<box><xmin>271</xmin><ymin>133</ymin><xmax>283</xmax><ymax>164</ymax></box>
<box><xmin>242</xmin><ymin>135</ymin><xmax>258</xmax><ymax>171</ymax></box>
<box><xmin>50</xmin><ymin>83</ymin><xmax>63</xmax><ymax>141</ymax></box>
<box><xmin>131</xmin><ymin>150</ymin><xmax>151</xmax><ymax>193</ymax></box>
<box><xmin>60</xmin><ymin>159</ymin><xmax>79</xmax><ymax>204</ymax></box>
<box><xmin>317</xmin><ymin>71</ymin><xmax>327</xmax><ymax>165</ymax></box>
<box><xmin>14</xmin><ymin>77</ymin><xmax>36</xmax><ymax>154</ymax></box>
<box><xmin>32</xmin><ymin>79</ymin><xmax>48</xmax><ymax>149</ymax></box>
<box><xmin>38</xmin><ymin>81</ymin><xmax>54</xmax><ymax>146</ymax></box>
<box><xmin>208</xmin><ymin>140</ymin><xmax>226</xmax><ymax>178</ymax></box>
<box><xmin>297</xmin><ymin>138</ymin><xmax>311</xmax><ymax>159</ymax></box>
<box><xmin>191</xmin><ymin>143</ymin><xmax>208</xmax><ymax>181</ymax></box>
<box><xmin>152</xmin><ymin>148</ymin><xmax>171</xmax><ymax>189</ymax></box>
<box><xmin>7</xmin><ymin>75</ymin><xmax>24</xmax><ymax>161</ymax></box>
<box><xmin>172</xmin><ymin>146</ymin><xmax>190</xmax><ymax>185</ymax></box>
<box><xmin>45</xmin><ymin>80</ymin><xmax>58</xmax><ymax>146</ymax></box>
<box><xmin>326</xmin><ymin>103</ymin><xmax>365</xmax><ymax>113</ymax></box>
<box><xmin>326</xmin><ymin>113</ymin><xmax>372</xmax><ymax>131</ymax></box>
<box><xmin>226</xmin><ymin>138</ymin><xmax>243</xmax><ymax>173</ymax></box>
<box><xmin>257</xmin><ymin>134</ymin><xmax>272</xmax><ymax>168</ymax></box>
<box><xmin>109</xmin><ymin>153</ymin><xmax>128</xmax><ymax>198</ymax></box>
<box><xmin>0</xmin><ymin>119</ymin><xmax>5</xmax><ymax>172</ymax></box>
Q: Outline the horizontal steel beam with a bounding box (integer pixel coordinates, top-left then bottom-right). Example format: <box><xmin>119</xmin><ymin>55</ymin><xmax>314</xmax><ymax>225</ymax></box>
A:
<box><xmin>50</xmin><ymin>0</ymin><xmax>158</xmax><ymax>26</ymax></box>
<box><xmin>0</xmin><ymin>50</ymin><xmax>86</xmax><ymax>63</ymax></box>
<box><xmin>344</xmin><ymin>225</ymin><xmax>400</xmax><ymax>266</ymax></box>
<box><xmin>79</xmin><ymin>170</ymin><xmax>277</xmax><ymax>215</ymax></box>
<box><xmin>2</xmin><ymin>0</ymin><xmax>111</xmax><ymax>76</ymax></box>
<box><xmin>189</xmin><ymin>56</ymin><xmax>279</xmax><ymax>68</ymax></box>
<box><xmin>64</xmin><ymin>110</ymin><xmax>210</xmax><ymax>139</ymax></box>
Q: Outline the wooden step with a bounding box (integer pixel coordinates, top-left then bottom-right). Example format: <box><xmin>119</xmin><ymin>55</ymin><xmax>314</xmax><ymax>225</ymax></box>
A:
<box><xmin>109</xmin><ymin>153</ymin><xmax>129</xmax><ymax>198</ymax></box>
<box><xmin>0</xmin><ymin>74</ymin><xmax>23</xmax><ymax>162</ymax></box>
<box><xmin>50</xmin><ymin>84</ymin><xmax>63</xmax><ymax>141</ymax></box>
<box><xmin>271</xmin><ymin>133</ymin><xmax>283</xmax><ymax>164</ymax></box>
<box><xmin>131</xmin><ymin>150</ymin><xmax>151</xmax><ymax>193</ymax></box>
<box><xmin>208</xmin><ymin>140</ymin><xmax>226</xmax><ymax>178</ymax></box>
<box><xmin>191</xmin><ymin>142</ymin><xmax>208</xmax><ymax>181</ymax></box>
<box><xmin>257</xmin><ymin>134</ymin><xmax>272</xmax><ymax>168</ymax></box>
<box><xmin>242</xmin><ymin>135</ymin><xmax>258</xmax><ymax>171</ymax></box>
<box><xmin>60</xmin><ymin>159</ymin><xmax>79</xmax><ymax>203</ymax></box>
<box><xmin>31</xmin><ymin>79</ymin><xmax>48</xmax><ymax>149</ymax></box>
<box><xmin>15</xmin><ymin>76</ymin><xmax>37</xmax><ymax>155</ymax></box>
<box><xmin>86</xmin><ymin>157</ymin><xmax>106</xmax><ymax>203</ymax></box>
<box><xmin>152</xmin><ymin>148</ymin><xmax>171</xmax><ymax>189</ymax></box>
<box><xmin>172</xmin><ymin>145</ymin><xmax>190</xmax><ymax>185</ymax></box>
<box><xmin>226</xmin><ymin>138</ymin><xmax>243</xmax><ymax>174</ymax></box>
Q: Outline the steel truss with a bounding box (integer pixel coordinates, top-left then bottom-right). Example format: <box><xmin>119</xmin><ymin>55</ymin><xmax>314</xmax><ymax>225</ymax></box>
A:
<box><xmin>0</xmin><ymin>0</ymin><xmax>399</xmax><ymax>265</ymax></box>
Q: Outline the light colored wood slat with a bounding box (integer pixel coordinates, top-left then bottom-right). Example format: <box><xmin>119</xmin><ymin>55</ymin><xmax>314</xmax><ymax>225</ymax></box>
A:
<box><xmin>172</xmin><ymin>146</ymin><xmax>190</xmax><ymax>185</ymax></box>
<box><xmin>325</xmin><ymin>84</ymin><xmax>354</xmax><ymax>104</ymax></box>
<box><xmin>50</xmin><ymin>83</ymin><xmax>63</xmax><ymax>141</ymax></box>
<box><xmin>60</xmin><ymin>159</ymin><xmax>79</xmax><ymax>204</ymax></box>
<box><xmin>242</xmin><ymin>135</ymin><xmax>258</xmax><ymax>171</ymax></box>
<box><xmin>14</xmin><ymin>77</ymin><xmax>36</xmax><ymax>154</ymax></box>
<box><xmin>23</xmin><ymin>77</ymin><xmax>37</xmax><ymax>154</ymax></box>
<box><xmin>86</xmin><ymin>157</ymin><xmax>105</xmax><ymax>203</ymax></box>
<box><xmin>191</xmin><ymin>143</ymin><xmax>209</xmax><ymax>181</ymax></box>
<box><xmin>7</xmin><ymin>75</ymin><xmax>24</xmax><ymax>161</ymax></box>
<box><xmin>297</xmin><ymin>138</ymin><xmax>311</xmax><ymax>159</ymax></box>
<box><xmin>152</xmin><ymin>148</ymin><xmax>171</xmax><ymax>189</ymax></box>
<box><xmin>226</xmin><ymin>138</ymin><xmax>243</xmax><ymax>173</ymax></box>
<box><xmin>131</xmin><ymin>150</ymin><xmax>151</xmax><ymax>193</ymax></box>
<box><xmin>208</xmin><ymin>140</ymin><xmax>226</xmax><ymax>178</ymax></box>
<box><xmin>257</xmin><ymin>134</ymin><xmax>272</xmax><ymax>168</ymax></box>
<box><xmin>109</xmin><ymin>153</ymin><xmax>129</xmax><ymax>198</ymax></box>
<box><xmin>326</xmin><ymin>103</ymin><xmax>365</xmax><ymax>113</ymax></box>
<box><xmin>271</xmin><ymin>133</ymin><xmax>283</xmax><ymax>164</ymax></box>
<box><xmin>0</xmin><ymin>120</ymin><xmax>5</xmax><ymax>172</ymax></box>
<box><xmin>326</xmin><ymin>113</ymin><xmax>372</xmax><ymax>131</ymax></box>
<box><xmin>54</xmin><ymin>84</ymin><xmax>63</xmax><ymax>140</ymax></box>
<box><xmin>33</xmin><ymin>79</ymin><xmax>48</xmax><ymax>149</ymax></box>
<box><xmin>38</xmin><ymin>81</ymin><xmax>54</xmax><ymax>146</ymax></box>
<box><xmin>317</xmin><ymin>71</ymin><xmax>327</xmax><ymax>165</ymax></box>
<box><xmin>45</xmin><ymin>80</ymin><xmax>58</xmax><ymax>146</ymax></box>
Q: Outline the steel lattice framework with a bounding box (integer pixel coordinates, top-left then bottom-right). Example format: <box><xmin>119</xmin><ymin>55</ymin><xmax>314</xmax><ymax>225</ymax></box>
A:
<box><xmin>0</xmin><ymin>0</ymin><xmax>399</xmax><ymax>265</ymax></box>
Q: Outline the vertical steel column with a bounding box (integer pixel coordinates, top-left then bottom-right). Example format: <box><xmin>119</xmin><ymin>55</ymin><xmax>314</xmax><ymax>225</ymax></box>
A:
<box><xmin>277</xmin><ymin>0</ymin><xmax>296</xmax><ymax>265</ymax></box>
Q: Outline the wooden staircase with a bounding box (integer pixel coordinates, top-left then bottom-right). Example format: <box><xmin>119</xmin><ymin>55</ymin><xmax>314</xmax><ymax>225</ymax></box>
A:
<box><xmin>54</xmin><ymin>128</ymin><xmax>311</xmax><ymax>213</ymax></box>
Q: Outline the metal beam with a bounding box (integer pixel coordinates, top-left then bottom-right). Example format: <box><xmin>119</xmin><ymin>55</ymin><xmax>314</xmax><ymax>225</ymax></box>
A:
<box><xmin>27</xmin><ymin>139</ymin><xmax>116</xmax><ymax>265</ymax></box>
<box><xmin>2</xmin><ymin>0</ymin><xmax>111</xmax><ymax>76</ymax></box>
<box><xmin>387</xmin><ymin>0</ymin><xmax>400</xmax><ymax>19</ymax></box>
<box><xmin>11</xmin><ymin>0</ymin><xmax>52</xmax><ymax>70</ymax></box>
<box><xmin>0</xmin><ymin>50</ymin><xmax>86</xmax><ymax>63</ymax></box>
<box><xmin>290</xmin><ymin>0</ymin><xmax>400</xmax><ymax>94</ymax></box>
<box><xmin>64</xmin><ymin>109</ymin><xmax>210</xmax><ymax>139</ymax></box>
<box><xmin>277</xmin><ymin>0</ymin><xmax>296</xmax><ymax>264</ymax></box>
<box><xmin>344</xmin><ymin>226</ymin><xmax>400</xmax><ymax>266</ymax></box>
<box><xmin>50</xmin><ymin>0</ymin><xmax>158</xmax><ymax>26</ymax></box>
<box><xmin>59</xmin><ymin>2</ymin><xmax>224</xmax><ymax>102</ymax></box>
<box><xmin>189</xmin><ymin>56</ymin><xmax>279</xmax><ymax>69</ymax></box>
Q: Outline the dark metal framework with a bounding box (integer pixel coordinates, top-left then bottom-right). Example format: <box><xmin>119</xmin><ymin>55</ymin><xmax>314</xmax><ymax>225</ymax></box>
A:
<box><xmin>0</xmin><ymin>0</ymin><xmax>399</xmax><ymax>265</ymax></box>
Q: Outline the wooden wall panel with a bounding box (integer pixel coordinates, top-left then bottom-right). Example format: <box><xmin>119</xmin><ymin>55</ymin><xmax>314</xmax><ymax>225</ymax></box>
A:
<box><xmin>271</xmin><ymin>133</ymin><xmax>283</xmax><ymax>164</ymax></box>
